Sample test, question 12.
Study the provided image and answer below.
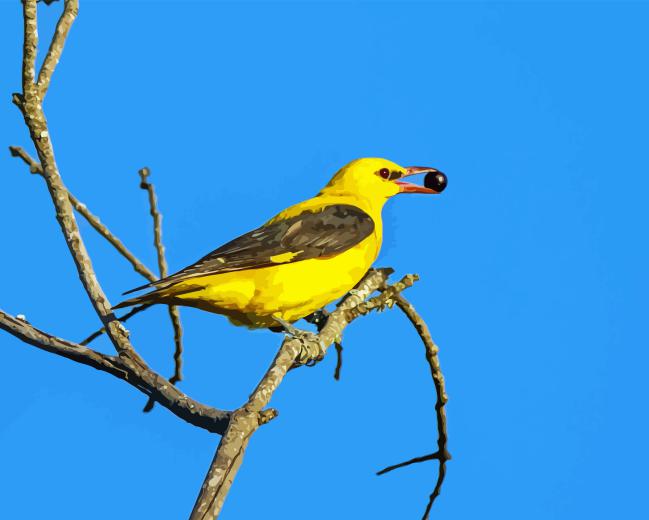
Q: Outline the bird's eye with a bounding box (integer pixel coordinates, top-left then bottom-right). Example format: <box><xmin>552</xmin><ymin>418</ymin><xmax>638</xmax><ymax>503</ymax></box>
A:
<box><xmin>378</xmin><ymin>168</ymin><xmax>390</xmax><ymax>179</ymax></box>
<box><xmin>424</xmin><ymin>171</ymin><xmax>448</xmax><ymax>193</ymax></box>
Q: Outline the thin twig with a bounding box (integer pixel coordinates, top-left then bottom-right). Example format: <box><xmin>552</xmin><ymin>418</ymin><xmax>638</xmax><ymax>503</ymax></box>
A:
<box><xmin>376</xmin><ymin>293</ymin><xmax>451</xmax><ymax>520</ymax></box>
<box><xmin>376</xmin><ymin>451</ymin><xmax>441</xmax><ymax>475</ymax></box>
<box><xmin>1</xmin><ymin>309</ymin><xmax>122</xmax><ymax>376</ymax></box>
<box><xmin>138</xmin><ymin>167</ymin><xmax>167</xmax><ymax>279</ymax></box>
<box><xmin>36</xmin><ymin>0</ymin><xmax>78</xmax><ymax>100</ymax></box>
<box><xmin>80</xmin><ymin>304</ymin><xmax>151</xmax><ymax>346</ymax></box>
<box><xmin>139</xmin><ymin>166</ymin><xmax>183</xmax><ymax>379</ymax></box>
<box><xmin>333</xmin><ymin>341</ymin><xmax>343</xmax><ymax>380</ymax></box>
<box><xmin>72</xmin><ymin>194</ymin><xmax>158</xmax><ymax>281</ymax></box>
<box><xmin>138</xmin><ymin>167</ymin><xmax>184</xmax><ymax>412</ymax></box>
<box><xmin>8</xmin><ymin>146</ymin><xmax>40</xmax><ymax>172</ymax></box>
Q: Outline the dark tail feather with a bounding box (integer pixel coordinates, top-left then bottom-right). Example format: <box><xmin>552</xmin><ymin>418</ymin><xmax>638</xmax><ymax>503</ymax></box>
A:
<box><xmin>115</xmin><ymin>282</ymin><xmax>200</xmax><ymax>310</ymax></box>
<box><xmin>113</xmin><ymin>291</ymin><xmax>159</xmax><ymax>310</ymax></box>
<box><xmin>123</xmin><ymin>270</ymin><xmax>184</xmax><ymax>296</ymax></box>
<box><xmin>123</xmin><ymin>280</ymin><xmax>158</xmax><ymax>296</ymax></box>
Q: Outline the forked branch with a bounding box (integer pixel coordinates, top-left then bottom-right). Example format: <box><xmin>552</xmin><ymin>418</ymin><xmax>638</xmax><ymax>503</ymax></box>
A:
<box><xmin>376</xmin><ymin>293</ymin><xmax>451</xmax><ymax>519</ymax></box>
<box><xmin>9</xmin><ymin>146</ymin><xmax>185</xmax><ymax>406</ymax></box>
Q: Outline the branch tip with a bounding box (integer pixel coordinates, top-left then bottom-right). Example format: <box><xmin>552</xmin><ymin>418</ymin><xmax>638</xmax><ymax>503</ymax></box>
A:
<box><xmin>258</xmin><ymin>408</ymin><xmax>278</xmax><ymax>425</ymax></box>
<box><xmin>12</xmin><ymin>92</ymin><xmax>24</xmax><ymax>107</ymax></box>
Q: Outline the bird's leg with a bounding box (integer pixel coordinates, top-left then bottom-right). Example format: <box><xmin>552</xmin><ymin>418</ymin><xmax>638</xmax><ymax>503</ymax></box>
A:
<box><xmin>272</xmin><ymin>316</ymin><xmax>312</xmax><ymax>339</ymax></box>
<box><xmin>273</xmin><ymin>316</ymin><xmax>325</xmax><ymax>366</ymax></box>
<box><xmin>273</xmin><ymin>317</ymin><xmax>297</xmax><ymax>335</ymax></box>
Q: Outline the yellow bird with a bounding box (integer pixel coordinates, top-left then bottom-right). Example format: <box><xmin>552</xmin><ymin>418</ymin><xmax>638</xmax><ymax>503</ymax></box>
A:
<box><xmin>114</xmin><ymin>158</ymin><xmax>446</xmax><ymax>329</ymax></box>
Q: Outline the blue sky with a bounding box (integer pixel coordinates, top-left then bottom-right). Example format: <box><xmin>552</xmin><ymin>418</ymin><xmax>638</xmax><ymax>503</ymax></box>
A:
<box><xmin>1</xmin><ymin>1</ymin><xmax>647</xmax><ymax>518</ymax></box>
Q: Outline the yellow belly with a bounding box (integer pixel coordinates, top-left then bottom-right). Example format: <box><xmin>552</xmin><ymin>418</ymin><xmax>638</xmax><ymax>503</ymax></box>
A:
<box><xmin>164</xmin><ymin>235</ymin><xmax>379</xmax><ymax>328</ymax></box>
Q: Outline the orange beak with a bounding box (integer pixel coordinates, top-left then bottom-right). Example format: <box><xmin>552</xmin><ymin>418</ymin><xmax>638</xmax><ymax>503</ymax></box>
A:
<box><xmin>395</xmin><ymin>166</ymin><xmax>445</xmax><ymax>194</ymax></box>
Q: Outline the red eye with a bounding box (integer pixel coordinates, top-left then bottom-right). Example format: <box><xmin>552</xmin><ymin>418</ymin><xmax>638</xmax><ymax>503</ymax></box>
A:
<box><xmin>379</xmin><ymin>168</ymin><xmax>390</xmax><ymax>179</ymax></box>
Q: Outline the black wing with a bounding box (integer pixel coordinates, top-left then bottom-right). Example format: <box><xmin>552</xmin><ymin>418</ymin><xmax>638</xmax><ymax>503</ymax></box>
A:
<box><xmin>123</xmin><ymin>204</ymin><xmax>374</xmax><ymax>294</ymax></box>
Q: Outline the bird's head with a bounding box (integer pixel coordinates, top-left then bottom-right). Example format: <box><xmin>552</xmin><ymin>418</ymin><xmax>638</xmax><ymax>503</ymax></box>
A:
<box><xmin>320</xmin><ymin>158</ymin><xmax>447</xmax><ymax>204</ymax></box>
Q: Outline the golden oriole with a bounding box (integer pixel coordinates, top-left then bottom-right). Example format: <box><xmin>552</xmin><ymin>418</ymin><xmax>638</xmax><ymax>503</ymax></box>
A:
<box><xmin>114</xmin><ymin>158</ymin><xmax>446</xmax><ymax>328</ymax></box>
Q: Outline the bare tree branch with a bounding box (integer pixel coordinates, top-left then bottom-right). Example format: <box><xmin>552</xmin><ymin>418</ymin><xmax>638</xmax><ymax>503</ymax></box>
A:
<box><xmin>17</xmin><ymin>0</ymin><xmax>137</xmax><ymax>360</ymax></box>
<box><xmin>138</xmin><ymin>167</ymin><xmax>168</xmax><ymax>281</ymax></box>
<box><xmin>138</xmin><ymin>167</ymin><xmax>184</xmax><ymax>412</ymax></box>
<box><xmin>376</xmin><ymin>452</ymin><xmax>442</xmax><ymax>475</ymax></box>
<box><xmin>376</xmin><ymin>293</ymin><xmax>451</xmax><ymax>520</ymax></box>
<box><xmin>0</xmin><ymin>308</ymin><xmax>230</xmax><ymax>434</ymax></box>
<box><xmin>9</xmin><ymin>147</ymin><xmax>186</xmax><ymax>377</ymax></box>
<box><xmin>36</xmin><ymin>0</ymin><xmax>78</xmax><ymax>99</ymax></box>
<box><xmin>8</xmin><ymin>145</ymin><xmax>39</xmax><ymax>172</ymax></box>
<box><xmin>21</xmin><ymin>0</ymin><xmax>38</xmax><ymax>91</ymax></box>
<box><xmin>8</xmin><ymin>149</ymin><xmax>188</xmax><ymax>413</ymax></box>
<box><xmin>1</xmin><ymin>309</ymin><xmax>122</xmax><ymax>375</ymax></box>
<box><xmin>190</xmin><ymin>268</ymin><xmax>414</xmax><ymax>519</ymax></box>
<box><xmin>72</xmin><ymin>194</ymin><xmax>158</xmax><ymax>279</ymax></box>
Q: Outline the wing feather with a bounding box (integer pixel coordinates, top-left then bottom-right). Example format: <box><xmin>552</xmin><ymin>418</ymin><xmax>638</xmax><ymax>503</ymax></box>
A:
<box><xmin>123</xmin><ymin>204</ymin><xmax>374</xmax><ymax>295</ymax></box>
